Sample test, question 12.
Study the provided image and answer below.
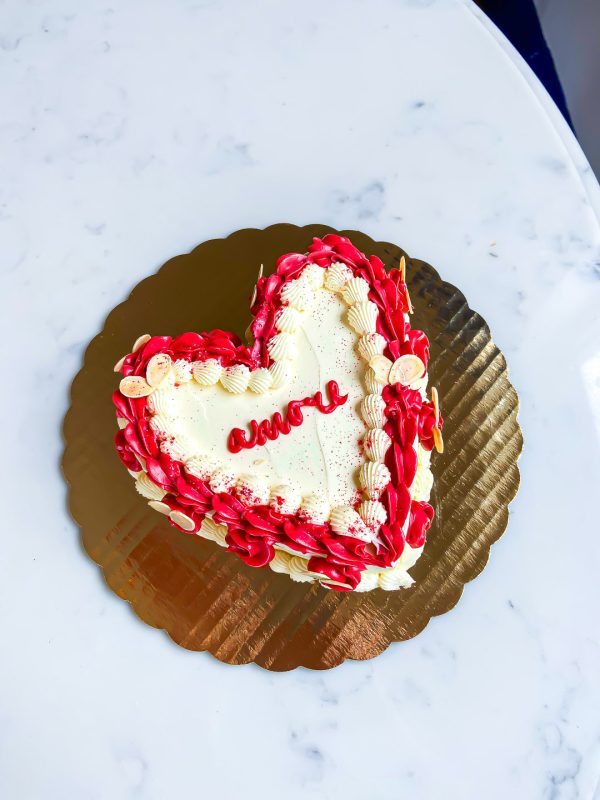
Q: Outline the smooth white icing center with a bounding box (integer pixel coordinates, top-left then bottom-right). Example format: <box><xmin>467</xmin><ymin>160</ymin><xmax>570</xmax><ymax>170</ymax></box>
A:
<box><xmin>152</xmin><ymin>289</ymin><xmax>365</xmax><ymax>506</ymax></box>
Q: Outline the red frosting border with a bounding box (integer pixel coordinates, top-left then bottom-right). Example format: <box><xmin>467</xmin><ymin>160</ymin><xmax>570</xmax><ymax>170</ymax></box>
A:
<box><xmin>113</xmin><ymin>234</ymin><xmax>442</xmax><ymax>591</ymax></box>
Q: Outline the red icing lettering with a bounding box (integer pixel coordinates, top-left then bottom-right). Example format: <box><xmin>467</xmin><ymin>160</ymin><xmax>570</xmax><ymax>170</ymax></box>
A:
<box><xmin>228</xmin><ymin>380</ymin><xmax>347</xmax><ymax>453</ymax></box>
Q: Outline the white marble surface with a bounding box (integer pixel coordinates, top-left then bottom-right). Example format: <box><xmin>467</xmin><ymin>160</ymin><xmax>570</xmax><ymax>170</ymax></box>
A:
<box><xmin>1</xmin><ymin>1</ymin><xmax>600</xmax><ymax>798</ymax></box>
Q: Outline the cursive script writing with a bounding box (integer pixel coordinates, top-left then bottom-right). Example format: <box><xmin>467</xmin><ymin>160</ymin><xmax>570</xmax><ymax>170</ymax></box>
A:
<box><xmin>227</xmin><ymin>380</ymin><xmax>348</xmax><ymax>453</ymax></box>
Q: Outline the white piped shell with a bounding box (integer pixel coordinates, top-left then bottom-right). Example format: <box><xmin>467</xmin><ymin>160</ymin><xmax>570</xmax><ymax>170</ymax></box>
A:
<box><xmin>185</xmin><ymin>454</ymin><xmax>220</xmax><ymax>481</ymax></box>
<box><xmin>397</xmin><ymin>544</ymin><xmax>424</xmax><ymax>571</ymax></box>
<box><xmin>288</xmin><ymin>557</ymin><xmax>315</xmax><ymax>583</ymax></box>
<box><xmin>209</xmin><ymin>467</ymin><xmax>237</xmax><ymax>493</ymax></box>
<box><xmin>173</xmin><ymin>359</ymin><xmax>193</xmax><ymax>383</ymax></box>
<box><xmin>280</xmin><ymin>277</ymin><xmax>314</xmax><ymax>310</ymax></box>
<box><xmin>236</xmin><ymin>474</ymin><xmax>270</xmax><ymax>506</ymax></box>
<box><xmin>354</xmin><ymin>571</ymin><xmax>380</xmax><ymax>592</ymax></box>
<box><xmin>411</xmin><ymin>462</ymin><xmax>434</xmax><ymax>502</ymax></box>
<box><xmin>274</xmin><ymin>305</ymin><xmax>302</xmax><ymax>333</ymax></box>
<box><xmin>267</xmin><ymin>332</ymin><xmax>297</xmax><ymax>361</ymax></box>
<box><xmin>365</xmin><ymin>367</ymin><xmax>385</xmax><ymax>395</ymax></box>
<box><xmin>347</xmin><ymin>301</ymin><xmax>379</xmax><ymax>335</ymax></box>
<box><xmin>358</xmin><ymin>499</ymin><xmax>387</xmax><ymax>529</ymax></box>
<box><xmin>357</xmin><ymin>333</ymin><xmax>387</xmax><ymax>361</ymax></box>
<box><xmin>192</xmin><ymin>359</ymin><xmax>222</xmax><ymax>386</ymax></box>
<box><xmin>220</xmin><ymin>364</ymin><xmax>250</xmax><ymax>393</ymax></box>
<box><xmin>159</xmin><ymin>438</ymin><xmax>187</xmax><ymax>461</ymax></box>
<box><xmin>324</xmin><ymin>262</ymin><xmax>353</xmax><ymax>292</ymax></box>
<box><xmin>135</xmin><ymin>473</ymin><xmax>166</xmax><ymax>501</ymax></box>
<box><xmin>301</xmin><ymin>263</ymin><xmax>325</xmax><ymax>289</ymax></box>
<box><xmin>248</xmin><ymin>367</ymin><xmax>273</xmax><ymax>393</ymax></box>
<box><xmin>358</xmin><ymin>461</ymin><xmax>391</xmax><ymax>499</ymax></box>
<box><xmin>379</xmin><ymin>568</ymin><xmax>415</xmax><ymax>590</ymax></box>
<box><xmin>269</xmin><ymin>359</ymin><xmax>293</xmax><ymax>388</ymax></box>
<box><xmin>364</xmin><ymin>428</ymin><xmax>392</xmax><ymax>462</ymax></box>
<box><xmin>270</xmin><ymin>484</ymin><xmax>301</xmax><ymax>515</ymax></box>
<box><xmin>341</xmin><ymin>276</ymin><xmax>370</xmax><ymax>305</ymax></box>
<box><xmin>148</xmin><ymin>389</ymin><xmax>173</xmax><ymax>417</ymax></box>
<box><xmin>199</xmin><ymin>516</ymin><xmax>228</xmax><ymax>547</ymax></box>
<box><xmin>360</xmin><ymin>394</ymin><xmax>386</xmax><ymax>428</ymax></box>
<box><xmin>298</xmin><ymin>493</ymin><xmax>330</xmax><ymax>525</ymax></box>
<box><xmin>329</xmin><ymin>506</ymin><xmax>371</xmax><ymax>542</ymax></box>
<box><xmin>417</xmin><ymin>444</ymin><xmax>432</xmax><ymax>471</ymax></box>
<box><xmin>269</xmin><ymin>550</ymin><xmax>292</xmax><ymax>574</ymax></box>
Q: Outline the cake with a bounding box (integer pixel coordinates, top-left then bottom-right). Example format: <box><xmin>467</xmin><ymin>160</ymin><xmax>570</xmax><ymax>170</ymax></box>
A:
<box><xmin>113</xmin><ymin>234</ymin><xmax>443</xmax><ymax>592</ymax></box>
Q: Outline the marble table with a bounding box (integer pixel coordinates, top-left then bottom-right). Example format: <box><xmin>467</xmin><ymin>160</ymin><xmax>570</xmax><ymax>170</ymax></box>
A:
<box><xmin>2</xmin><ymin>1</ymin><xmax>599</xmax><ymax>797</ymax></box>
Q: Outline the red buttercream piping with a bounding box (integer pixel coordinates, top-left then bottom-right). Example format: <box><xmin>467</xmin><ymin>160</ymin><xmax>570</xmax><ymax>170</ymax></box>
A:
<box><xmin>228</xmin><ymin>380</ymin><xmax>347</xmax><ymax>453</ymax></box>
<box><xmin>112</xmin><ymin>234</ymin><xmax>442</xmax><ymax>590</ymax></box>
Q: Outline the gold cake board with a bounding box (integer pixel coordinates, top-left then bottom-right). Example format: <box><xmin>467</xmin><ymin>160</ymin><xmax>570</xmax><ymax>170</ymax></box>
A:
<box><xmin>62</xmin><ymin>224</ymin><xmax>522</xmax><ymax>670</ymax></box>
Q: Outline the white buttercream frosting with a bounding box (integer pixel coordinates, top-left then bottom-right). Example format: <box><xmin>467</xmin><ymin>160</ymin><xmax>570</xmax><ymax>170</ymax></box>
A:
<box><xmin>357</xmin><ymin>332</ymin><xmax>387</xmax><ymax>361</ymax></box>
<box><xmin>280</xmin><ymin>277</ymin><xmax>314</xmax><ymax>310</ymax></box>
<box><xmin>330</xmin><ymin>505</ymin><xmax>371</xmax><ymax>541</ymax></box>
<box><xmin>288</xmin><ymin>556</ymin><xmax>316</xmax><ymax>583</ymax></box>
<box><xmin>364</xmin><ymin>428</ymin><xmax>391</xmax><ymax>462</ymax></box>
<box><xmin>173</xmin><ymin>359</ymin><xmax>193</xmax><ymax>383</ymax></box>
<box><xmin>298</xmin><ymin>493</ymin><xmax>330</xmax><ymax>525</ymax></box>
<box><xmin>274</xmin><ymin>305</ymin><xmax>302</xmax><ymax>333</ymax></box>
<box><xmin>209</xmin><ymin>466</ymin><xmax>237</xmax><ymax>493</ymax></box>
<box><xmin>270</xmin><ymin>484</ymin><xmax>301</xmax><ymax>515</ymax></box>
<box><xmin>267</xmin><ymin>332</ymin><xmax>297</xmax><ymax>361</ymax></box>
<box><xmin>341</xmin><ymin>276</ymin><xmax>370</xmax><ymax>305</ymax></box>
<box><xmin>347</xmin><ymin>301</ymin><xmax>379</xmax><ymax>334</ymax></box>
<box><xmin>269</xmin><ymin>550</ymin><xmax>292</xmax><ymax>574</ymax></box>
<box><xmin>301</xmin><ymin>263</ymin><xmax>325</xmax><ymax>289</ymax></box>
<box><xmin>185</xmin><ymin>454</ymin><xmax>220</xmax><ymax>480</ymax></box>
<box><xmin>269</xmin><ymin>358</ymin><xmax>293</xmax><ymax>388</ymax></box>
<box><xmin>236</xmin><ymin>474</ymin><xmax>270</xmax><ymax>506</ymax></box>
<box><xmin>354</xmin><ymin>570</ymin><xmax>380</xmax><ymax>592</ymax></box>
<box><xmin>192</xmin><ymin>359</ymin><xmax>222</xmax><ymax>386</ymax></box>
<box><xmin>160</xmin><ymin>438</ymin><xmax>187</xmax><ymax>462</ymax></box>
<box><xmin>358</xmin><ymin>499</ymin><xmax>387</xmax><ymax>529</ymax></box>
<box><xmin>360</xmin><ymin>394</ymin><xmax>387</xmax><ymax>428</ymax></box>
<box><xmin>149</xmin><ymin>415</ymin><xmax>168</xmax><ymax>437</ymax></box>
<box><xmin>324</xmin><ymin>262</ymin><xmax>353</xmax><ymax>292</ymax></box>
<box><xmin>365</xmin><ymin>366</ymin><xmax>385</xmax><ymax>395</ymax></box>
<box><xmin>248</xmin><ymin>367</ymin><xmax>273</xmax><ymax>393</ymax></box>
<box><xmin>135</xmin><ymin>472</ymin><xmax>166</xmax><ymax>501</ymax></box>
<box><xmin>148</xmin><ymin>388</ymin><xmax>173</xmax><ymax>417</ymax></box>
<box><xmin>411</xmin><ymin>454</ymin><xmax>434</xmax><ymax>502</ymax></box>
<box><xmin>378</xmin><ymin>566</ymin><xmax>415</xmax><ymax>590</ymax></box>
<box><xmin>358</xmin><ymin>461</ymin><xmax>391</xmax><ymax>499</ymax></box>
<box><xmin>198</xmin><ymin>516</ymin><xmax>228</xmax><ymax>546</ymax></box>
<box><xmin>220</xmin><ymin>364</ymin><xmax>250</xmax><ymax>393</ymax></box>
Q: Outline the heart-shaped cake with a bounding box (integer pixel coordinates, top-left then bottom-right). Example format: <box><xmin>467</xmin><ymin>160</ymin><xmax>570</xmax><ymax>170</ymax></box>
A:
<box><xmin>113</xmin><ymin>234</ymin><xmax>443</xmax><ymax>592</ymax></box>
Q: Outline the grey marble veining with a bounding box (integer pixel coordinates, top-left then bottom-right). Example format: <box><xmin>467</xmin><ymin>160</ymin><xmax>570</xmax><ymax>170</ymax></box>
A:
<box><xmin>1</xmin><ymin>1</ymin><xmax>600</xmax><ymax>798</ymax></box>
